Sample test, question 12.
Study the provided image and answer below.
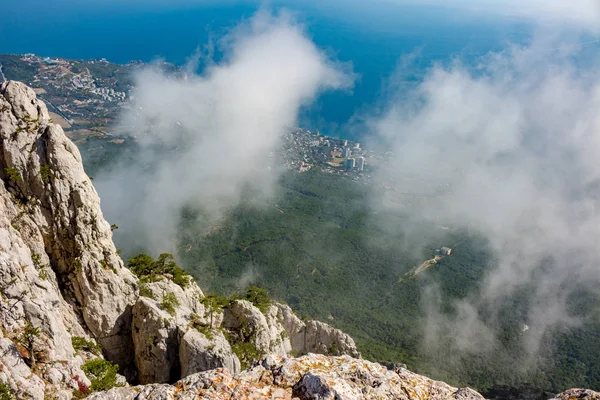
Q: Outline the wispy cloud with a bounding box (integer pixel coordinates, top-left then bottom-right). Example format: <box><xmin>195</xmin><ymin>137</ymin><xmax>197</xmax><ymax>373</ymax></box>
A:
<box><xmin>370</xmin><ymin>36</ymin><xmax>600</xmax><ymax>356</ymax></box>
<box><xmin>96</xmin><ymin>10</ymin><xmax>354</xmax><ymax>253</ymax></box>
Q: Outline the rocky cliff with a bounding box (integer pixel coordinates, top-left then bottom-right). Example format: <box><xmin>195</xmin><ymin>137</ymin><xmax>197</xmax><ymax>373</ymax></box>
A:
<box><xmin>0</xmin><ymin>80</ymin><xmax>357</xmax><ymax>399</ymax></box>
<box><xmin>0</xmin><ymin>80</ymin><xmax>597</xmax><ymax>400</ymax></box>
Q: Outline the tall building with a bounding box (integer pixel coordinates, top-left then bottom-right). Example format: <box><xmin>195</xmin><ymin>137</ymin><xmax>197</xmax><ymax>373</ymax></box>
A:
<box><xmin>356</xmin><ymin>157</ymin><xmax>365</xmax><ymax>171</ymax></box>
<box><xmin>343</xmin><ymin>147</ymin><xmax>351</xmax><ymax>158</ymax></box>
<box><xmin>344</xmin><ymin>158</ymin><xmax>356</xmax><ymax>168</ymax></box>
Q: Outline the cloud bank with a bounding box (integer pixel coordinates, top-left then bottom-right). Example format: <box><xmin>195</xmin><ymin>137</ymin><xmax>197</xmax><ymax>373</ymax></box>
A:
<box><xmin>371</xmin><ymin>38</ymin><xmax>600</xmax><ymax>357</ymax></box>
<box><xmin>96</xmin><ymin>11</ymin><xmax>353</xmax><ymax>253</ymax></box>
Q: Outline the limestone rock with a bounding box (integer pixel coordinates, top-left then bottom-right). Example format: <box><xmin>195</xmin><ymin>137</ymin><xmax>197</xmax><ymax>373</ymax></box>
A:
<box><xmin>132</xmin><ymin>280</ymin><xmax>240</xmax><ymax>383</ymax></box>
<box><xmin>132</xmin><ymin>297</ymin><xmax>179</xmax><ymax>384</ymax></box>
<box><xmin>88</xmin><ymin>353</ymin><xmax>486</xmax><ymax>399</ymax></box>
<box><xmin>223</xmin><ymin>300</ymin><xmax>291</xmax><ymax>356</ymax></box>
<box><xmin>179</xmin><ymin>329</ymin><xmax>241</xmax><ymax>377</ymax></box>
<box><xmin>140</xmin><ymin>278</ymin><xmax>205</xmax><ymax>320</ymax></box>
<box><xmin>550</xmin><ymin>389</ymin><xmax>600</xmax><ymax>400</ymax></box>
<box><xmin>275</xmin><ymin>303</ymin><xmax>359</xmax><ymax>358</ymax></box>
<box><xmin>0</xmin><ymin>80</ymin><xmax>137</xmax><ymax>370</ymax></box>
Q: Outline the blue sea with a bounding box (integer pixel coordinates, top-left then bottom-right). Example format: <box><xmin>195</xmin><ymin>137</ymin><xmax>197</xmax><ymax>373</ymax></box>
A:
<box><xmin>1</xmin><ymin>0</ymin><xmax>536</xmax><ymax>139</ymax></box>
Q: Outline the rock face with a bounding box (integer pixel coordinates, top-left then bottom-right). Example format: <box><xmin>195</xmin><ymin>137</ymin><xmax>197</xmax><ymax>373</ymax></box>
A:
<box><xmin>130</xmin><ymin>279</ymin><xmax>240</xmax><ymax>384</ymax></box>
<box><xmin>87</xmin><ymin>354</ymin><xmax>485</xmax><ymax>400</ymax></box>
<box><xmin>179</xmin><ymin>329</ymin><xmax>241</xmax><ymax>378</ymax></box>
<box><xmin>549</xmin><ymin>389</ymin><xmax>600</xmax><ymax>400</ymax></box>
<box><xmin>0</xmin><ymin>80</ymin><xmax>364</xmax><ymax>398</ymax></box>
<box><xmin>276</xmin><ymin>303</ymin><xmax>359</xmax><ymax>358</ymax></box>
<box><xmin>0</xmin><ymin>80</ymin><xmax>135</xmax><ymax>397</ymax></box>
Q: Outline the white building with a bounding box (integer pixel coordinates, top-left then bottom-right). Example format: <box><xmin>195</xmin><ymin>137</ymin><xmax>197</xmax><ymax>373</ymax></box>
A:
<box><xmin>356</xmin><ymin>157</ymin><xmax>365</xmax><ymax>171</ymax></box>
<box><xmin>343</xmin><ymin>147</ymin><xmax>351</xmax><ymax>158</ymax></box>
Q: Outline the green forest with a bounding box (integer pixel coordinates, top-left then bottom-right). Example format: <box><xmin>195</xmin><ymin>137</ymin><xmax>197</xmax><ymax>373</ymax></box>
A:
<box><xmin>78</xmin><ymin>138</ymin><xmax>600</xmax><ymax>398</ymax></box>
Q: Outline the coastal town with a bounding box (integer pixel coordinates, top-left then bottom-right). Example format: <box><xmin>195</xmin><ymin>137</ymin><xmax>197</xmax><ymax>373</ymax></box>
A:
<box><xmin>0</xmin><ymin>53</ymin><xmax>376</xmax><ymax>177</ymax></box>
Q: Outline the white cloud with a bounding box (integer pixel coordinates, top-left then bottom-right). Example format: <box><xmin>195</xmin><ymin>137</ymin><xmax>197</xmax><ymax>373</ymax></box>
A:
<box><xmin>96</xmin><ymin>10</ymin><xmax>353</xmax><ymax>253</ymax></box>
<box><xmin>371</xmin><ymin>37</ymin><xmax>600</xmax><ymax>354</ymax></box>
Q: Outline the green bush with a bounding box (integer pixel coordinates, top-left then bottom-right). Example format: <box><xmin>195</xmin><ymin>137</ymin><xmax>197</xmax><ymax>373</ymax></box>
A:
<box><xmin>231</xmin><ymin>341</ymin><xmax>264</xmax><ymax>370</ymax></box>
<box><xmin>39</xmin><ymin>165</ymin><xmax>53</xmax><ymax>183</ymax></box>
<box><xmin>72</xmin><ymin>336</ymin><xmax>102</xmax><ymax>356</ymax></box>
<box><xmin>31</xmin><ymin>252</ymin><xmax>42</xmax><ymax>268</ymax></box>
<box><xmin>239</xmin><ymin>286</ymin><xmax>272</xmax><ymax>313</ymax></box>
<box><xmin>190</xmin><ymin>314</ymin><xmax>215</xmax><ymax>340</ymax></box>
<box><xmin>161</xmin><ymin>292</ymin><xmax>179</xmax><ymax>315</ymax></box>
<box><xmin>38</xmin><ymin>268</ymin><xmax>48</xmax><ymax>280</ymax></box>
<box><xmin>329</xmin><ymin>343</ymin><xmax>340</xmax><ymax>356</ymax></box>
<box><xmin>0</xmin><ymin>382</ymin><xmax>14</xmax><ymax>400</ymax></box>
<box><xmin>16</xmin><ymin>323</ymin><xmax>41</xmax><ymax>365</ymax></box>
<box><xmin>4</xmin><ymin>168</ymin><xmax>21</xmax><ymax>183</ymax></box>
<box><xmin>128</xmin><ymin>253</ymin><xmax>191</xmax><ymax>288</ymax></box>
<box><xmin>200</xmin><ymin>294</ymin><xmax>228</xmax><ymax>328</ymax></box>
<box><xmin>81</xmin><ymin>358</ymin><xmax>121</xmax><ymax>392</ymax></box>
<box><xmin>139</xmin><ymin>283</ymin><xmax>153</xmax><ymax>299</ymax></box>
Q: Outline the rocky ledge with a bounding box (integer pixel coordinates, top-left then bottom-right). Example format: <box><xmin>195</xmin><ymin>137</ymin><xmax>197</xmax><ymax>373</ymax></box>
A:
<box><xmin>89</xmin><ymin>354</ymin><xmax>485</xmax><ymax>400</ymax></box>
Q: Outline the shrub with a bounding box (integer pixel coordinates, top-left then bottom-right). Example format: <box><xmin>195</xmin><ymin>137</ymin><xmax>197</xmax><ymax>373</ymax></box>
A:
<box><xmin>81</xmin><ymin>359</ymin><xmax>121</xmax><ymax>392</ymax></box>
<box><xmin>128</xmin><ymin>253</ymin><xmax>191</xmax><ymax>288</ymax></box>
<box><xmin>329</xmin><ymin>343</ymin><xmax>340</xmax><ymax>356</ymax></box>
<box><xmin>138</xmin><ymin>283</ymin><xmax>153</xmax><ymax>299</ymax></box>
<box><xmin>200</xmin><ymin>294</ymin><xmax>228</xmax><ymax>328</ymax></box>
<box><xmin>72</xmin><ymin>336</ymin><xmax>102</xmax><ymax>356</ymax></box>
<box><xmin>190</xmin><ymin>314</ymin><xmax>215</xmax><ymax>340</ymax></box>
<box><xmin>239</xmin><ymin>286</ymin><xmax>272</xmax><ymax>313</ymax></box>
<box><xmin>0</xmin><ymin>382</ymin><xmax>14</xmax><ymax>400</ymax></box>
<box><xmin>38</xmin><ymin>269</ymin><xmax>48</xmax><ymax>280</ymax></box>
<box><xmin>15</xmin><ymin>323</ymin><xmax>41</xmax><ymax>365</ymax></box>
<box><xmin>231</xmin><ymin>341</ymin><xmax>264</xmax><ymax>370</ymax></box>
<box><xmin>4</xmin><ymin>168</ymin><xmax>21</xmax><ymax>183</ymax></box>
<box><xmin>39</xmin><ymin>165</ymin><xmax>53</xmax><ymax>183</ymax></box>
<box><xmin>31</xmin><ymin>252</ymin><xmax>42</xmax><ymax>268</ymax></box>
<box><xmin>160</xmin><ymin>292</ymin><xmax>179</xmax><ymax>315</ymax></box>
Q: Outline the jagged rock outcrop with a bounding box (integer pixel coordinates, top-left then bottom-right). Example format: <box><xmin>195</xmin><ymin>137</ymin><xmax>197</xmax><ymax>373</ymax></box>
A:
<box><xmin>276</xmin><ymin>303</ymin><xmax>359</xmax><ymax>358</ymax></box>
<box><xmin>179</xmin><ymin>329</ymin><xmax>240</xmax><ymax>378</ymax></box>
<box><xmin>0</xmin><ymin>80</ymin><xmax>136</xmax><ymax>397</ymax></box>
<box><xmin>549</xmin><ymin>389</ymin><xmax>600</xmax><ymax>400</ymax></box>
<box><xmin>87</xmin><ymin>353</ymin><xmax>486</xmax><ymax>399</ymax></box>
<box><xmin>0</xmin><ymin>80</ymin><xmax>138</xmax><ymax>364</ymax></box>
<box><xmin>130</xmin><ymin>279</ymin><xmax>241</xmax><ymax>384</ymax></box>
<box><xmin>223</xmin><ymin>300</ymin><xmax>292</xmax><ymax>357</ymax></box>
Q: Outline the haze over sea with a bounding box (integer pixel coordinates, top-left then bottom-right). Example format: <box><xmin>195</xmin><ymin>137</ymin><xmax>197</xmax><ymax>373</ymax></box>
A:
<box><xmin>0</xmin><ymin>0</ymin><xmax>583</xmax><ymax>139</ymax></box>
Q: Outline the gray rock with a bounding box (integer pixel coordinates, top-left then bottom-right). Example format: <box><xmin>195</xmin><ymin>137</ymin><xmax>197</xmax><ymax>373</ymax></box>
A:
<box><xmin>223</xmin><ymin>300</ymin><xmax>291</xmax><ymax>357</ymax></box>
<box><xmin>179</xmin><ymin>328</ymin><xmax>241</xmax><ymax>377</ymax></box>
<box><xmin>132</xmin><ymin>297</ymin><xmax>179</xmax><ymax>384</ymax></box>
<box><xmin>275</xmin><ymin>303</ymin><xmax>359</xmax><ymax>358</ymax></box>
<box><xmin>549</xmin><ymin>389</ymin><xmax>600</xmax><ymax>400</ymax></box>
